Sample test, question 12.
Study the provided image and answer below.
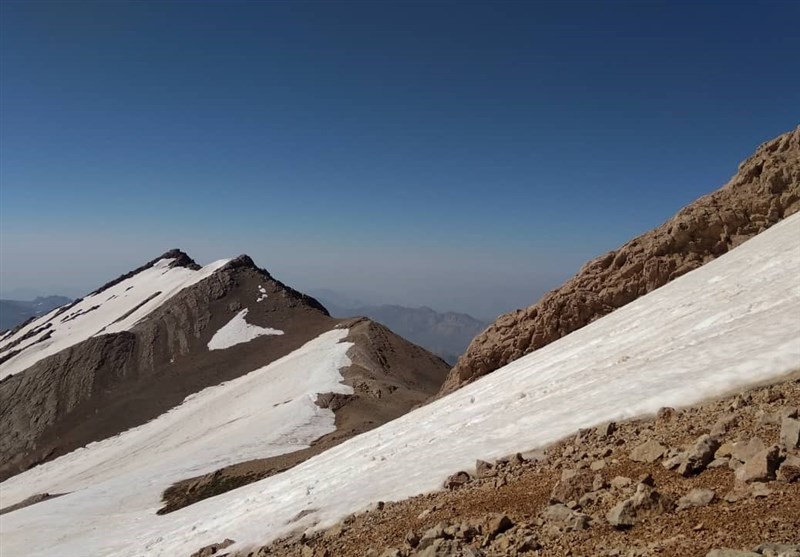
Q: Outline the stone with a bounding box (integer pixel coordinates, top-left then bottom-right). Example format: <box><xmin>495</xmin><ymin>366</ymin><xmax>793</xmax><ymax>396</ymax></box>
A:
<box><xmin>592</xmin><ymin>473</ymin><xmax>607</xmax><ymax>491</ymax></box>
<box><xmin>596</xmin><ymin>422</ymin><xmax>617</xmax><ymax>438</ymax></box>
<box><xmin>708</xmin><ymin>457</ymin><xmax>730</xmax><ymax>469</ymax></box>
<box><xmin>777</xmin><ymin>454</ymin><xmax>800</xmax><ymax>483</ymax></box>
<box><xmin>678</xmin><ymin>434</ymin><xmax>721</xmax><ymax>476</ymax></box>
<box><xmin>735</xmin><ymin>445</ymin><xmax>781</xmax><ymax>482</ymax></box>
<box><xmin>750</xmin><ymin>483</ymin><xmax>773</xmax><ymax>498</ymax></box>
<box><xmin>189</xmin><ymin>539</ymin><xmax>235</xmax><ymax>557</ymax></box>
<box><xmin>475</xmin><ymin>459</ymin><xmax>495</xmax><ymax>478</ymax></box>
<box><xmin>590</xmin><ymin>459</ymin><xmax>607</xmax><ymax>471</ymax></box>
<box><xmin>550</xmin><ymin>469</ymin><xmax>595</xmax><ymax>503</ymax></box>
<box><xmin>662</xmin><ymin>453</ymin><xmax>684</xmax><ymax>470</ymax></box>
<box><xmin>754</xmin><ymin>543</ymin><xmax>800</xmax><ymax>557</ymax></box>
<box><xmin>676</xmin><ymin>488</ymin><xmax>715</xmax><ymax>510</ymax></box>
<box><xmin>780</xmin><ymin>417</ymin><xmax>800</xmax><ymax>449</ymax></box>
<box><xmin>629</xmin><ymin>439</ymin><xmax>667</xmax><ymax>463</ymax></box>
<box><xmin>610</xmin><ymin>476</ymin><xmax>632</xmax><ymax>489</ymax></box>
<box><xmin>731</xmin><ymin>438</ymin><xmax>766</xmax><ymax>463</ymax></box>
<box><xmin>542</xmin><ymin>503</ymin><xmax>591</xmax><ymax>531</ymax></box>
<box><xmin>416</xmin><ymin>523</ymin><xmax>450</xmax><ymax>551</ymax></box>
<box><xmin>404</xmin><ymin>531</ymin><xmax>420</xmax><ymax>548</ymax></box>
<box><xmin>443</xmin><ymin>471</ymin><xmax>471</xmax><ymax>490</ymax></box>
<box><xmin>476</xmin><ymin>513</ymin><xmax>512</xmax><ymax>540</ymax></box>
<box><xmin>716</xmin><ymin>442</ymin><xmax>734</xmax><ymax>458</ymax></box>
<box><xmin>710</xmin><ymin>414</ymin><xmax>738</xmax><ymax>436</ymax></box>
<box><xmin>705</xmin><ymin>550</ymin><xmax>760</xmax><ymax>557</ymax></box>
<box><xmin>656</xmin><ymin>406</ymin><xmax>678</xmax><ymax>422</ymax></box>
<box><xmin>606</xmin><ymin>484</ymin><xmax>673</xmax><ymax>528</ymax></box>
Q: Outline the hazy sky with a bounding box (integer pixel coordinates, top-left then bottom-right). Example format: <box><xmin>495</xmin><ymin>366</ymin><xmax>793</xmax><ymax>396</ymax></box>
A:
<box><xmin>1</xmin><ymin>1</ymin><xmax>798</xmax><ymax>318</ymax></box>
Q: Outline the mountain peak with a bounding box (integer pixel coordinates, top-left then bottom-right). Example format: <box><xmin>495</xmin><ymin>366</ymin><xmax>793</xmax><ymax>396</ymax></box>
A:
<box><xmin>89</xmin><ymin>249</ymin><xmax>200</xmax><ymax>296</ymax></box>
<box><xmin>221</xmin><ymin>254</ymin><xmax>261</xmax><ymax>272</ymax></box>
<box><xmin>158</xmin><ymin>249</ymin><xmax>201</xmax><ymax>271</ymax></box>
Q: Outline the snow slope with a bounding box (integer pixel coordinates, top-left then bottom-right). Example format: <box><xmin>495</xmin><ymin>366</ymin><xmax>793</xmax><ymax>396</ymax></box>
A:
<box><xmin>2</xmin><ymin>214</ymin><xmax>799</xmax><ymax>557</ymax></box>
<box><xmin>0</xmin><ymin>258</ymin><xmax>230</xmax><ymax>381</ymax></box>
<box><xmin>207</xmin><ymin>308</ymin><xmax>284</xmax><ymax>350</ymax></box>
<box><xmin>0</xmin><ymin>328</ymin><xmax>353</xmax><ymax>556</ymax></box>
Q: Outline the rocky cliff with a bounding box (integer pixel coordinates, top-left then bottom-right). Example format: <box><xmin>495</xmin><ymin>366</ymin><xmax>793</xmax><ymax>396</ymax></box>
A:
<box><xmin>439</xmin><ymin>126</ymin><xmax>800</xmax><ymax>396</ymax></box>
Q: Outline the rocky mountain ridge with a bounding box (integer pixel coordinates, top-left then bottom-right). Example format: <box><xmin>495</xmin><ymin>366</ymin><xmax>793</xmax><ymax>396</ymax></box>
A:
<box><xmin>440</xmin><ymin>126</ymin><xmax>800</xmax><ymax>396</ymax></box>
<box><xmin>0</xmin><ymin>250</ymin><xmax>449</xmax><ymax>481</ymax></box>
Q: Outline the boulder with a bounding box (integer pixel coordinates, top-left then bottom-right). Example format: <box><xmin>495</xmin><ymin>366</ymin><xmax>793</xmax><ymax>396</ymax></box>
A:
<box><xmin>475</xmin><ymin>459</ymin><xmax>495</xmax><ymax>479</ymax></box>
<box><xmin>780</xmin><ymin>417</ymin><xmax>800</xmax><ymax>449</ymax></box>
<box><xmin>735</xmin><ymin>445</ymin><xmax>781</xmax><ymax>483</ymax></box>
<box><xmin>678</xmin><ymin>434</ymin><xmax>721</xmax><ymax>476</ymax></box>
<box><xmin>754</xmin><ymin>543</ymin><xmax>800</xmax><ymax>557</ymax></box>
<box><xmin>710</xmin><ymin>414</ymin><xmax>738</xmax><ymax>436</ymax></box>
<box><xmin>475</xmin><ymin>513</ymin><xmax>512</xmax><ymax>540</ymax></box>
<box><xmin>443</xmin><ymin>471</ymin><xmax>471</xmax><ymax>490</ymax></box>
<box><xmin>731</xmin><ymin>438</ymin><xmax>766</xmax><ymax>463</ymax></box>
<box><xmin>542</xmin><ymin>503</ymin><xmax>591</xmax><ymax>531</ymax></box>
<box><xmin>676</xmin><ymin>488</ymin><xmax>715</xmax><ymax>510</ymax></box>
<box><xmin>606</xmin><ymin>483</ymin><xmax>673</xmax><ymax>528</ymax></box>
<box><xmin>610</xmin><ymin>476</ymin><xmax>632</xmax><ymax>489</ymax></box>
<box><xmin>595</xmin><ymin>422</ymin><xmax>617</xmax><ymax>438</ymax></box>
<box><xmin>550</xmin><ymin>469</ymin><xmax>594</xmax><ymax>503</ymax></box>
<box><xmin>776</xmin><ymin>454</ymin><xmax>800</xmax><ymax>483</ymax></box>
<box><xmin>629</xmin><ymin>440</ymin><xmax>667</xmax><ymax>463</ymax></box>
<box><xmin>189</xmin><ymin>539</ymin><xmax>235</xmax><ymax>557</ymax></box>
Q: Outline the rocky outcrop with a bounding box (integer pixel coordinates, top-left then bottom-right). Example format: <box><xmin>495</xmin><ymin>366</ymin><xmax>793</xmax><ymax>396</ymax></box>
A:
<box><xmin>440</xmin><ymin>127</ymin><xmax>800</xmax><ymax>396</ymax></box>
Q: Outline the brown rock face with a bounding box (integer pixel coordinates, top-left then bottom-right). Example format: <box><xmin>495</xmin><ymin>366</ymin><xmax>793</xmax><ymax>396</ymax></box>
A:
<box><xmin>439</xmin><ymin>126</ymin><xmax>800</xmax><ymax>396</ymax></box>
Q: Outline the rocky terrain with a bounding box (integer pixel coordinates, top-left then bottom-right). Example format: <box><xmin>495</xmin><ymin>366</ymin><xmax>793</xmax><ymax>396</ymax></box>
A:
<box><xmin>232</xmin><ymin>373</ymin><xmax>800</xmax><ymax>557</ymax></box>
<box><xmin>0</xmin><ymin>251</ymin><xmax>449</xmax><ymax>482</ymax></box>
<box><xmin>440</xmin><ymin>126</ymin><xmax>800</xmax><ymax>396</ymax></box>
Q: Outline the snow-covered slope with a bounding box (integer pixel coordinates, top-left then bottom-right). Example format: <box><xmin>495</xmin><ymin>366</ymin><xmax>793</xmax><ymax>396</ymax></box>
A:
<box><xmin>2</xmin><ymin>214</ymin><xmax>799</xmax><ymax>557</ymax></box>
<box><xmin>0</xmin><ymin>257</ymin><xmax>230</xmax><ymax>381</ymax></box>
<box><xmin>0</xmin><ymin>329</ymin><xmax>353</xmax><ymax>556</ymax></box>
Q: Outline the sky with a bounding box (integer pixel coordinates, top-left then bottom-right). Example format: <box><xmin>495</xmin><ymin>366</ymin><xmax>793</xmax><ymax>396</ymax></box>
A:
<box><xmin>1</xmin><ymin>1</ymin><xmax>798</xmax><ymax>319</ymax></box>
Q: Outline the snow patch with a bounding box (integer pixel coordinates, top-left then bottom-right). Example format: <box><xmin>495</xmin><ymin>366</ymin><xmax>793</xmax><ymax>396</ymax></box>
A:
<box><xmin>207</xmin><ymin>309</ymin><xmax>284</xmax><ymax>350</ymax></box>
<box><xmin>257</xmin><ymin>285</ymin><xmax>268</xmax><ymax>303</ymax></box>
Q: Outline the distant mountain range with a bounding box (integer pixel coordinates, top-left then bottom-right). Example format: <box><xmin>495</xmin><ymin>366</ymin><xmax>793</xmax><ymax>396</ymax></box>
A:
<box><xmin>312</xmin><ymin>293</ymin><xmax>488</xmax><ymax>365</ymax></box>
<box><xmin>0</xmin><ymin>296</ymin><xmax>72</xmax><ymax>331</ymax></box>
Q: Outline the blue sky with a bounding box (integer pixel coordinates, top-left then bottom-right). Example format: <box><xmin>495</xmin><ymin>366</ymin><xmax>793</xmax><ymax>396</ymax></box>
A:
<box><xmin>1</xmin><ymin>1</ymin><xmax>798</xmax><ymax>317</ymax></box>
